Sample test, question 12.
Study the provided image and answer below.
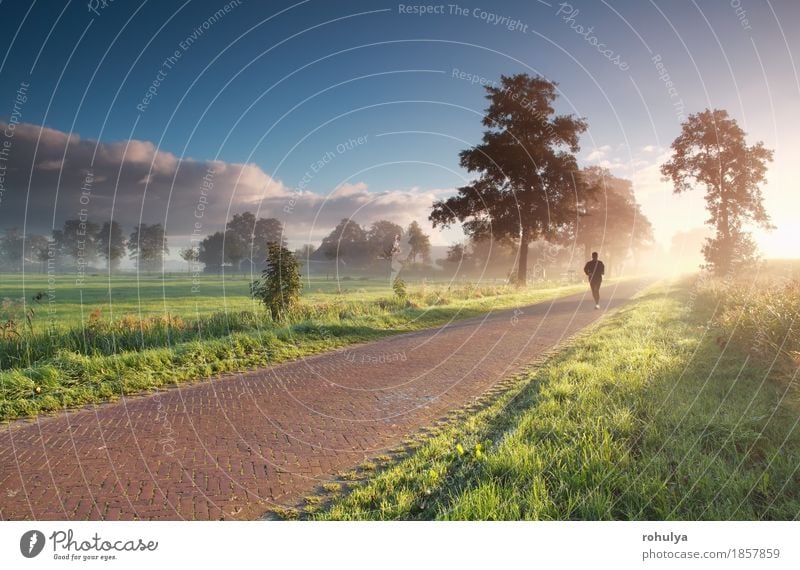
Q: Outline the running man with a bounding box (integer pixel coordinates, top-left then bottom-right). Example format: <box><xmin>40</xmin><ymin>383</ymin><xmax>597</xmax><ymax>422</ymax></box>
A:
<box><xmin>583</xmin><ymin>252</ymin><xmax>605</xmax><ymax>309</ymax></box>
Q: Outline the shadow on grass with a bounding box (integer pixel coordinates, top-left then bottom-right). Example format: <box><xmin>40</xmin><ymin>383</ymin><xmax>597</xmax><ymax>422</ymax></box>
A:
<box><xmin>320</xmin><ymin>282</ymin><xmax>800</xmax><ymax>520</ymax></box>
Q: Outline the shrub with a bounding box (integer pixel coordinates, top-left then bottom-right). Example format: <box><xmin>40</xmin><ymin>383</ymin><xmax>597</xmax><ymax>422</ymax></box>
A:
<box><xmin>392</xmin><ymin>277</ymin><xmax>407</xmax><ymax>299</ymax></box>
<box><xmin>250</xmin><ymin>243</ymin><xmax>302</xmax><ymax>322</ymax></box>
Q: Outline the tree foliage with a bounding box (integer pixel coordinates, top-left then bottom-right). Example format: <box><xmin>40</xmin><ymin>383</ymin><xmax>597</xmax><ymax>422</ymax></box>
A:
<box><xmin>406</xmin><ymin>221</ymin><xmax>431</xmax><ymax>264</ymax></box>
<box><xmin>570</xmin><ymin>167</ymin><xmax>654</xmax><ymax>270</ymax></box>
<box><xmin>179</xmin><ymin>246</ymin><xmax>198</xmax><ymax>273</ymax></box>
<box><xmin>660</xmin><ymin>109</ymin><xmax>773</xmax><ymax>274</ymax></box>
<box><xmin>316</xmin><ymin>218</ymin><xmax>369</xmax><ymax>266</ymax></box>
<box><xmin>367</xmin><ymin>220</ymin><xmax>404</xmax><ymax>259</ymax></box>
<box><xmin>430</xmin><ymin>74</ymin><xmax>591</xmax><ymax>285</ymax></box>
<box><xmin>225</xmin><ymin>212</ymin><xmax>285</xmax><ymax>270</ymax></box>
<box><xmin>96</xmin><ymin>221</ymin><xmax>126</xmax><ymax>271</ymax></box>
<box><xmin>61</xmin><ymin>219</ymin><xmax>99</xmax><ymax>265</ymax></box>
<box><xmin>197</xmin><ymin>232</ymin><xmax>226</xmax><ymax>273</ymax></box>
<box><xmin>128</xmin><ymin>224</ymin><xmax>168</xmax><ymax>272</ymax></box>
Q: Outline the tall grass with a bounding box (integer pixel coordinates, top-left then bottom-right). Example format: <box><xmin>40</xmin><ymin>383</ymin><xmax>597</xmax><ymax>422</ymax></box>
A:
<box><xmin>0</xmin><ymin>282</ymin><xmax>537</xmax><ymax>369</ymax></box>
<box><xmin>0</xmin><ymin>280</ymin><xmax>591</xmax><ymax>421</ymax></box>
<box><xmin>697</xmin><ymin>276</ymin><xmax>800</xmax><ymax>371</ymax></box>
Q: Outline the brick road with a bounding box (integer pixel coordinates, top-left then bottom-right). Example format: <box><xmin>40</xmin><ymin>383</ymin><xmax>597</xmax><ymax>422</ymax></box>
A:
<box><xmin>0</xmin><ymin>279</ymin><xmax>647</xmax><ymax>520</ymax></box>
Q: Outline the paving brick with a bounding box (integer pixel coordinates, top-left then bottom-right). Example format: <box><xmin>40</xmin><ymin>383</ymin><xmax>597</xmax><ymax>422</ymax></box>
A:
<box><xmin>0</xmin><ymin>281</ymin><xmax>643</xmax><ymax>520</ymax></box>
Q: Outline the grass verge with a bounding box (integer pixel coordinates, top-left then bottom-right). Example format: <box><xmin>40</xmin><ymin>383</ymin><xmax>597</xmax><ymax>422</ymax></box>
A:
<box><xmin>310</xmin><ymin>280</ymin><xmax>800</xmax><ymax>520</ymax></box>
<box><xmin>1</xmin><ymin>280</ymin><xmax>599</xmax><ymax>421</ymax></box>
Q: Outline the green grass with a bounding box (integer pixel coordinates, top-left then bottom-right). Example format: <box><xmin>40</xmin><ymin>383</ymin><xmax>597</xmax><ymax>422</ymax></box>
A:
<box><xmin>311</xmin><ymin>279</ymin><xmax>800</xmax><ymax>520</ymax></box>
<box><xmin>0</xmin><ymin>272</ymin><xmax>602</xmax><ymax>421</ymax></box>
<box><xmin>0</xmin><ymin>273</ymin><xmax>413</xmax><ymax>325</ymax></box>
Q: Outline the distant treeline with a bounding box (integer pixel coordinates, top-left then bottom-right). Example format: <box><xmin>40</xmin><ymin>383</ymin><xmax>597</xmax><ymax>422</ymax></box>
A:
<box><xmin>0</xmin><ymin>221</ymin><xmax>167</xmax><ymax>273</ymax></box>
<box><xmin>0</xmin><ymin>213</ymin><xmax>435</xmax><ymax>275</ymax></box>
<box><xmin>0</xmin><ymin>166</ymin><xmax>654</xmax><ymax>277</ymax></box>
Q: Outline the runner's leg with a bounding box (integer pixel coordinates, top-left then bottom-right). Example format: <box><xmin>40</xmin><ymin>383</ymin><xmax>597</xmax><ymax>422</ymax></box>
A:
<box><xmin>591</xmin><ymin>279</ymin><xmax>601</xmax><ymax>304</ymax></box>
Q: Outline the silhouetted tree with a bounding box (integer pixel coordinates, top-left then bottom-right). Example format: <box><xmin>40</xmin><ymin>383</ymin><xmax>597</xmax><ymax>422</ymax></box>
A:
<box><xmin>61</xmin><ymin>219</ymin><xmax>100</xmax><ymax>266</ymax></box>
<box><xmin>570</xmin><ymin>167</ymin><xmax>654</xmax><ymax>273</ymax></box>
<box><xmin>406</xmin><ymin>221</ymin><xmax>431</xmax><ymax>264</ymax></box>
<box><xmin>367</xmin><ymin>220</ymin><xmax>404</xmax><ymax>260</ymax></box>
<box><xmin>96</xmin><ymin>221</ymin><xmax>126</xmax><ymax>272</ymax></box>
<box><xmin>661</xmin><ymin>109</ymin><xmax>773</xmax><ymax>274</ymax></box>
<box><xmin>128</xmin><ymin>224</ymin><xmax>168</xmax><ymax>272</ymax></box>
<box><xmin>198</xmin><ymin>232</ymin><xmax>225</xmax><ymax>273</ymax></box>
<box><xmin>179</xmin><ymin>246</ymin><xmax>199</xmax><ymax>273</ymax></box>
<box><xmin>317</xmin><ymin>218</ymin><xmax>369</xmax><ymax>266</ymax></box>
<box><xmin>252</xmin><ymin>217</ymin><xmax>285</xmax><ymax>253</ymax></box>
<box><xmin>222</xmin><ymin>229</ymin><xmax>247</xmax><ymax>272</ymax></box>
<box><xmin>430</xmin><ymin>74</ymin><xmax>591</xmax><ymax>285</ymax></box>
<box><xmin>225</xmin><ymin>212</ymin><xmax>285</xmax><ymax>270</ymax></box>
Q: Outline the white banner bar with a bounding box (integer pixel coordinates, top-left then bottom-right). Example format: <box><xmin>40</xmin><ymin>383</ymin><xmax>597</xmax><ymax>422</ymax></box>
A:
<box><xmin>1</xmin><ymin>521</ymin><xmax>798</xmax><ymax>569</ymax></box>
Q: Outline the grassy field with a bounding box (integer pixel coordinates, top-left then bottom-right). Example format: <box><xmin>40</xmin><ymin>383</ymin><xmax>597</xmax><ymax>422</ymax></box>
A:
<box><xmin>0</xmin><ymin>272</ymin><xmax>600</xmax><ymax>421</ymax></box>
<box><xmin>0</xmin><ymin>273</ymin><xmax>429</xmax><ymax>324</ymax></box>
<box><xmin>302</xmin><ymin>278</ymin><xmax>800</xmax><ymax>520</ymax></box>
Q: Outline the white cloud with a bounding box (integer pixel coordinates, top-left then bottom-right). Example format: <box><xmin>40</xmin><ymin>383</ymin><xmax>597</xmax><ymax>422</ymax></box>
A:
<box><xmin>586</xmin><ymin>144</ymin><xmax>612</xmax><ymax>162</ymax></box>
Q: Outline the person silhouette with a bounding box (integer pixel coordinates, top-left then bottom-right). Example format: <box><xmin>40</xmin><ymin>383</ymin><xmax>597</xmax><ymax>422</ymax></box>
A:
<box><xmin>583</xmin><ymin>251</ymin><xmax>605</xmax><ymax>309</ymax></box>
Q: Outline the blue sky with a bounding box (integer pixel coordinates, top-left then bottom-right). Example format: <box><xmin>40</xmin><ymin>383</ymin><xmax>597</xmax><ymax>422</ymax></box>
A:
<box><xmin>1</xmin><ymin>0</ymin><xmax>798</xmax><ymax>256</ymax></box>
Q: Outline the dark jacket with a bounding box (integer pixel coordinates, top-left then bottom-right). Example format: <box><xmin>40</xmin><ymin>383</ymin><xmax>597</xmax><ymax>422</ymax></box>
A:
<box><xmin>583</xmin><ymin>259</ymin><xmax>605</xmax><ymax>282</ymax></box>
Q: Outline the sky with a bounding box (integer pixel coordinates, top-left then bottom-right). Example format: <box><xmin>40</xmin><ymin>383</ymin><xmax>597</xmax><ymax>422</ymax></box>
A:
<box><xmin>0</xmin><ymin>0</ymin><xmax>798</xmax><ymax>260</ymax></box>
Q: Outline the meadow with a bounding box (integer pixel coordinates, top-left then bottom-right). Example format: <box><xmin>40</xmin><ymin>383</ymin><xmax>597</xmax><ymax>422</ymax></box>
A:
<box><xmin>0</xmin><ymin>271</ymin><xmax>596</xmax><ymax>421</ymax></box>
<box><xmin>308</xmin><ymin>277</ymin><xmax>800</xmax><ymax>520</ymax></box>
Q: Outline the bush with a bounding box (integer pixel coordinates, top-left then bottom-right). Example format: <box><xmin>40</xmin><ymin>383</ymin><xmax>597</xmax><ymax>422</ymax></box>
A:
<box><xmin>392</xmin><ymin>276</ymin><xmax>407</xmax><ymax>299</ymax></box>
<box><xmin>250</xmin><ymin>243</ymin><xmax>302</xmax><ymax>322</ymax></box>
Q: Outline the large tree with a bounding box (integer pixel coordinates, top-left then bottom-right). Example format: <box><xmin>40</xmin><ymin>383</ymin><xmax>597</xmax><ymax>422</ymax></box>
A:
<box><xmin>406</xmin><ymin>221</ymin><xmax>431</xmax><ymax>264</ymax></box>
<box><xmin>252</xmin><ymin>217</ymin><xmax>285</xmax><ymax>253</ymax></box>
<box><xmin>316</xmin><ymin>218</ymin><xmax>369</xmax><ymax>266</ymax></box>
<box><xmin>570</xmin><ymin>167</ymin><xmax>654</xmax><ymax>272</ymax></box>
<box><xmin>367</xmin><ymin>220</ymin><xmax>404</xmax><ymax>260</ymax></box>
<box><xmin>128</xmin><ymin>223</ymin><xmax>168</xmax><ymax>272</ymax></box>
<box><xmin>96</xmin><ymin>221</ymin><xmax>126</xmax><ymax>272</ymax></box>
<box><xmin>198</xmin><ymin>232</ymin><xmax>226</xmax><ymax>273</ymax></box>
<box><xmin>225</xmin><ymin>212</ymin><xmax>285</xmax><ymax>268</ymax></box>
<box><xmin>660</xmin><ymin>109</ymin><xmax>773</xmax><ymax>274</ymax></box>
<box><xmin>430</xmin><ymin>74</ymin><xmax>590</xmax><ymax>285</ymax></box>
<box><xmin>222</xmin><ymin>229</ymin><xmax>247</xmax><ymax>272</ymax></box>
<box><xmin>61</xmin><ymin>219</ymin><xmax>100</xmax><ymax>266</ymax></box>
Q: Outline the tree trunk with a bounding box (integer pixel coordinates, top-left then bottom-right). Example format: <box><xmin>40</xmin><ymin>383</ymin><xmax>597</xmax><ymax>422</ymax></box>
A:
<box><xmin>718</xmin><ymin>189</ymin><xmax>730</xmax><ymax>274</ymax></box>
<box><xmin>716</xmin><ymin>163</ymin><xmax>733</xmax><ymax>275</ymax></box>
<box><xmin>517</xmin><ymin>228</ymin><xmax>529</xmax><ymax>286</ymax></box>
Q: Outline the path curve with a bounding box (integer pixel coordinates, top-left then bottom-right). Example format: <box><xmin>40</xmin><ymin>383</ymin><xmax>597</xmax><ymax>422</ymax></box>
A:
<box><xmin>0</xmin><ymin>279</ymin><xmax>648</xmax><ymax>520</ymax></box>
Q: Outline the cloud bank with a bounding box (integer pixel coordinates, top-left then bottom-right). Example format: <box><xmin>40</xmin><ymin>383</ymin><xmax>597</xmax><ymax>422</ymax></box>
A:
<box><xmin>0</xmin><ymin>122</ymin><xmax>444</xmax><ymax>248</ymax></box>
